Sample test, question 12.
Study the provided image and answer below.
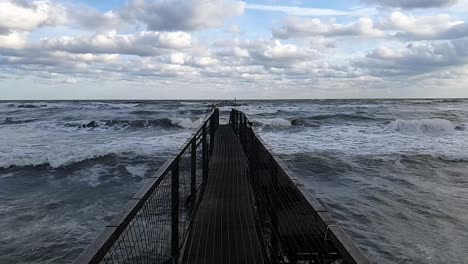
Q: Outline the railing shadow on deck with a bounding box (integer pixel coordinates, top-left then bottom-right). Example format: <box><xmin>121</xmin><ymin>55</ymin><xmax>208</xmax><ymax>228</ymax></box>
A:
<box><xmin>73</xmin><ymin>109</ymin><xmax>219</xmax><ymax>264</ymax></box>
<box><xmin>229</xmin><ymin>109</ymin><xmax>372</xmax><ymax>264</ymax></box>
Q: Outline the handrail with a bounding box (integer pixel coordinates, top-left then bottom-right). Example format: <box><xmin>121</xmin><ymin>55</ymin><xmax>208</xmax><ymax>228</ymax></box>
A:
<box><xmin>74</xmin><ymin>108</ymin><xmax>219</xmax><ymax>264</ymax></box>
<box><xmin>229</xmin><ymin>109</ymin><xmax>372</xmax><ymax>264</ymax></box>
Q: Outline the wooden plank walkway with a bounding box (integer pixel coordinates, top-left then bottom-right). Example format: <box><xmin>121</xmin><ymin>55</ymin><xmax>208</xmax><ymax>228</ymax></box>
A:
<box><xmin>182</xmin><ymin>125</ymin><xmax>266</xmax><ymax>264</ymax></box>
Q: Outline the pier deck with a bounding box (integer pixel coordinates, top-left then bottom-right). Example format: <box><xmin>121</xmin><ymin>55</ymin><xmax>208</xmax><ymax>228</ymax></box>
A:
<box><xmin>182</xmin><ymin>125</ymin><xmax>266</xmax><ymax>263</ymax></box>
<box><xmin>73</xmin><ymin>108</ymin><xmax>371</xmax><ymax>264</ymax></box>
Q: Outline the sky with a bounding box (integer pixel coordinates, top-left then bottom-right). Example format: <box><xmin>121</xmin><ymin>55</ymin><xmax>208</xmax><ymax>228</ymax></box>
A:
<box><xmin>1</xmin><ymin>0</ymin><xmax>468</xmax><ymax>99</ymax></box>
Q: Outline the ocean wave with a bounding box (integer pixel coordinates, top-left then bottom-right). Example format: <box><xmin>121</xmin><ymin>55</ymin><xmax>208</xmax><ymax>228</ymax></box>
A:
<box><xmin>1</xmin><ymin>117</ymin><xmax>38</xmax><ymax>125</ymax></box>
<box><xmin>0</xmin><ymin>133</ymin><xmax>189</xmax><ymax>169</ymax></box>
<box><xmin>253</xmin><ymin>117</ymin><xmax>322</xmax><ymax>127</ymax></box>
<box><xmin>64</xmin><ymin>117</ymin><xmax>204</xmax><ymax>130</ymax></box>
<box><xmin>170</xmin><ymin>117</ymin><xmax>204</xmax><ymax>128</ymax></box>
<box><xmin>0</xmin><ymin>148</ymin><xmax>121</xmax><ymax>169</ymax></box>
<box><xmin>16</xmin><ymin>104</ymin><xmax>48</xmax><ymax>108</ymax></box>
<box><xmin>177</xmin><ymin>109</ymin><xmax>208</xmax><ymax>115</ymax></box>
<box><xmin>388</xmin><ymin>119</ymin><xmax>456</xmax><ymax>135</ymax></box>
<box><xmin>179</xmin><ymin>102</ymin><xmax>203</xmax><ymax>106</ymax></box>
<box><xmin>254</xmin><ymin>118</ymin><xmax>292</xmax><ymax>127</ymax></box>
<box><xmin>129</xmin><ymin>110</ymin><xmax>161</xmax><ymax>115</ymax></box>
<box><xmin>306</xmin><ymin>114</ymin><xmax>378</xmax><ymax>122</ymax></box>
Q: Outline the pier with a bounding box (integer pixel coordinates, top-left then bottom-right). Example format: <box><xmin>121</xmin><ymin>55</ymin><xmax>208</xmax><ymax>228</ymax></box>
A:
<box><xmin>74</xmin><ymin>108</ymin><xmax>371</xmax><ymax>264</ymax></box>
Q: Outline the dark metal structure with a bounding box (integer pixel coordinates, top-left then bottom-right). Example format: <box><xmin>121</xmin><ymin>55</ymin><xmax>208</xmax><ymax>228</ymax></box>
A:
<box><xmin>74</xmin><ymin>108</ymin><xmax>371</xmax><ymax>264</ymax></box>
<box><xmin>230</xmin><ymin>109</ymin><xmax>371</xmax><ymax>264</ymax></box>
<box><xmin>73</xmin><ymin>109</ymin><xmax>219</xmax><ymax>264</ymax></box>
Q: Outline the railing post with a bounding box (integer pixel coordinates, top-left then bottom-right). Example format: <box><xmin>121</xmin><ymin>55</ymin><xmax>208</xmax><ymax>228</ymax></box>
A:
<box><xmin>270</xmin><ymin>160</ymin><xmax>279</xmax><ymax>263</ymax></box>
<box><xmin>216</xmin><ymin>108</ymin><xmax>219</xmax><ymax>130</ymax></box>
<box><xmin>237</xmin><ymin>111</ymin><xmax>240</xmax><ymax>134</ymax></box>
<box><xmin>235</xmin><ymin>110</ymin><xmax>238</xmax><ymax>134</ymax></box>
<box><xmin>202</xmin><ymin>123</ymin><xmax>208</xmax><ymax>184</ymax></box>
<box><xmin>242</xmin><ymin>115</ymin><xmax>247</xmax><ymax>146</ymax></box>
<box><xmin>171</xmin><ymin>158</ymin><xmax>180</xmax><ymax>259</ymax></box>
<box><xmin>239</xmin><ymin>113</ymin><xmax>243</xmax><ymax>143</ymax></box>
<box><xmin>250</xmin><ymin>127</ymin><xmax>255</xmax><ymax>160</ymax></box>
<box><xmin>210</xmin><ymin>116</ymin><xmax>215</xmax><ymax>156</ymax></box>
<box><xmin>233</xmin><ymin>110</ymin><xmax>237</xmax><ymax>134</ymax></box>
<box><xmin>245</xmin><ymin>120</ymin><xmax>250</xmax><ymax>154</ymax></box>
<box><xmin>191</xmin><ymin>138</ymin><xmax>196</xmax><ymax>214</ymax></box>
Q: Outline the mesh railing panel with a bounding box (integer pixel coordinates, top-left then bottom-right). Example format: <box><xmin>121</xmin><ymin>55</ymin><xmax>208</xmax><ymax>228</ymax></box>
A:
<box><xmin>101</xmin><ymin>175</ymin><xmax>172</xmax><ymax>264</ymax></box>
<box><xmin>74</xmin><ymin>109</ymin><xmax>219</xmax><ymax>264</ymax></box>
<box><xmin>229</xmin><ymin>109</ymin><xmax>370</xmax><ymax>264</ymax></box>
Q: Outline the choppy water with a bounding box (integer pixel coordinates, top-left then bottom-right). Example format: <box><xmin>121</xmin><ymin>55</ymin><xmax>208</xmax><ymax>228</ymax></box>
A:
<box><xmin>1</xmin><ymin>100</ymin><xmax>467</xmax><ymax>263</ymax></box>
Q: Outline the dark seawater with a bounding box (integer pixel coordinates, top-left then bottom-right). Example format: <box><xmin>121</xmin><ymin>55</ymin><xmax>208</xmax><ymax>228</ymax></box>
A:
<box><xmin>1</xmin><ymin>100</ymin><xmax>467</xmax><ymax>263</ymax></box>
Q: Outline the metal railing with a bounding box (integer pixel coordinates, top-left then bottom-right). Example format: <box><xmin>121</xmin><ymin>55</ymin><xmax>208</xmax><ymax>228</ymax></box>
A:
<box><xmin>230</xmin><ymin>109</ymin><xmax>371</xmax><ymax>264</ymax></box>
<box><xmin>74</xmin><ymin>108</ymin><xmax>219</xmax><ymax>264</ymax></box>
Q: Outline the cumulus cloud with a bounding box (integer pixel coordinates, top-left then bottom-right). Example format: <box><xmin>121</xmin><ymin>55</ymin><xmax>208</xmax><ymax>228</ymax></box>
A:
<box><xmin>273</xmin><ymin>17</ymin><xmax>384</xmax><ymax>39</ymax></box>
<box><xmin>64</xmin><ymin>78</ymin><xmax>78</xmax><ymax>84</ymax></box>
<box><xmin>0</xmin><ymin>0</ymin><xmax>66</xmax><ymax>32</ymax></box>
<box><xmin>209</xmin><ymin>39</ymin><xmax>337</xmax><ymax>80</ymax></box>
<box><xmin>352</xmin><ymin>38</ymin><xmax>468</xmax><ymax>76</ymax></box>
<box><xmin>2</xmin><ymin>0</ymin><xmax>468</xmax><ymax>98</ymax></box>
<box><xmin>120</xmin><ymin>0</ymin><xmax>245</xmax><ymax>31</ymax></box>
<box><xmin>261</xmin><ymin>40</ymin><xmax>309</xmax><ymax>60</ymax></box>
<box><xmin>3</xmin><ymin>50</ymin><xmax>118</xmax><ymax>67</ymax></box>
<box><xmin>383</xmin><ymin>12</ymin><xmax>468</xmax><ymax>40</ymax></box>
<box><xmin>166</xmin><ymin>53</ymin><xmax>218</xmax><ymax>67</ymax></box>
<box><xmin>40</xmin><ymin>31</ymin><xmax>193</xmax><ymax>56</ymax></box>
<box><xmin>362</xmin><ymin>0</ymin><xmax>458</xmax><ymax>9</ymax></box>
<box><xmin>0</xmin><ymin>31</ymin><xmax>28</xmax><ymax>49</ymax></box>
<box><xmin>215</xmin><ymin>46</ymin><xmax>250</xmax><ymax>58</ymax></box>
<box><xmin>67</xmin><ymin>5</ymin><xmax>123</xmax><ymax>31</ymax></box>
<box><xmin>0</xmin><ymin>0</ymin><xmax>66</xmax><ymax>49</ymax></box>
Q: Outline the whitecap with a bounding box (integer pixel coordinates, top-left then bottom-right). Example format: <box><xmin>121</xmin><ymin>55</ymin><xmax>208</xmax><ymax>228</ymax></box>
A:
<box><xmin>388</xmin><ymin>119</ymin><xmax>455</xmax><ymax>135</ymax></box>
<box><xmin>254</xmin><ymin>118</ymin><xmax>291</xmax><ymax>127</ymax></box>
<box><xmin>169</xmin><ymin>117</ymin><xmax>204</xmax><ymax>129</ymax></box>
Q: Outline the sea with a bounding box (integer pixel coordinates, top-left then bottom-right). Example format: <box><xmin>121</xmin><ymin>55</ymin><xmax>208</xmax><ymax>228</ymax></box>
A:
<box><xmin>0</xmin><ymin>100</ymin><xmax>467</xmax><ymax>264</ymax></box>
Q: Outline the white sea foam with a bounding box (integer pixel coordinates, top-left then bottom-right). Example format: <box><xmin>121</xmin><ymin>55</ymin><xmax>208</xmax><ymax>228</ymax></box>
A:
<box><xmin>75</xmin><ymin>164</ymin><xmax>110</xmax><ymax>187</ymax></box>
<box><xmin>254</xmin><ymin>118</ymin><xmax>291</xmax><ymax>127</ymax></box>
<box><xmin>0</xmin><ymin>132</ymin><xmax>190</xmax><ymax>169</ymax></box>
<box><xmin>125</xmin><ymin>164</ymin><xmax>149</xmax><ymax>177</ymax></box>
<box><xmin>169</xmin><ymin>117</ymin><xmax>204</xmax><ymax>128</ymax></box>
<box><xmin>180</xmin><ymin>102</ymin><xmax>203</xmax><ymax>106</ymax></box>
<box><xmin>258</xmin><ymin>122</ymin><xmax>468</xmax><ymax>161</ymax></box>
<box><xmin>388</xmin><ymin>119</ymin><xmax>455</xmax><ymax>135</ymax></box>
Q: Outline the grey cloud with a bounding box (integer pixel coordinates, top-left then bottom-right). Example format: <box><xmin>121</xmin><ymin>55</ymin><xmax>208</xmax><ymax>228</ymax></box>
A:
<box><xmin>0</xmin><ymin>0</ymin><xmax>66</xmax><ymax>32</ymax></box>
<box><xmin>67</xmin><ymin>5</ymin><xmax>123</xmax><ymax>31</ymax></box>
<box><xmin>352</xmin><ymin>39</ymin><xmax>468</xmax><ymax>77</ymax></box>
<box><xmin>40</xmin><ymin>31</ymin><xmax>193</xmax><ymax>56</ymax></box>
<box><xmin>210</xmin><ymin>39</ymin><xmax>349</xmax><ymax>80</ymax></box>
<box><xmin>273</xmin><ymin>17</ymin><xmax>384</xmax><ymax>39</ymax></box>
<box><xmin>120</xmin><ymin>0</ymin><xmax>245</xmax><ymax>31</ymax></box>
<box><xmin>395</xmin><ymin>22</ymin><xmax>468</xmax><ymax>40</ymax></box>
<box><xmin>381</xmin><ymin>12</ymin><xmax>468</xmax><ymax>40</ymax></box>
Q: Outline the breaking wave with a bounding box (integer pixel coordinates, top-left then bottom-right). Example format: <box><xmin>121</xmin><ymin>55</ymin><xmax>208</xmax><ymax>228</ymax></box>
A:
<box><xmin>0</xmin><ymin>133</ymin><xmax>190</xmax><ymax>169</ymax></box>
<box><xmin>306</xmin><ymin>114</ymin><xmax>378</xmax><ymax>122</ymax></box>
<box><xmin>170</xmin><ymin>117</ymin><xmax>204</xmax><ymax>128</ymax></box>
<box><xmin>253</xmin><ymin>114</ymin><xmax>377</xmax><ymax>127</ymax></box>
<box><xmin>388</xmin><ymin>119</ymin><xmax>456</xmax><ymax>135</ymax></box>
<box><xmin>16</xmin><ymin>103</ymin><xmax>48</xmax><ymax>109</ymax></box>
<box><xmin>0</xmin><ymin>149</ymin><xmax>119</xmax><ymax>169</ymax></box>
<box><xmin>65</xmin><ymin>117</ymin><xmax>204</xmax><ymax>130</ymax></box>
<box><xmin>254</xmin><ymin>118</ymin><xmax>292</xmax><ymax>127</ymax></box>
<box><xmin>253</xmin><ymin>118</ymin><xmax>314</xmax><ymax>127</ymax></box>
<box><xmin>1</xmin><ymin>117</ymin><xmax>38</xmax><ymax>125</ymax></box>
